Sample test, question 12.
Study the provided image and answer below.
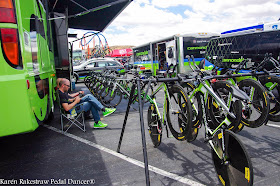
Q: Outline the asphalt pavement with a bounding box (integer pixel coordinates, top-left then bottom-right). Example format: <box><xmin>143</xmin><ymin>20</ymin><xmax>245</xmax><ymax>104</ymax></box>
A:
<box><xmin>0</xmin><ymin>82</ymin><xmax>279</xmax><ymax>186</ymax></box>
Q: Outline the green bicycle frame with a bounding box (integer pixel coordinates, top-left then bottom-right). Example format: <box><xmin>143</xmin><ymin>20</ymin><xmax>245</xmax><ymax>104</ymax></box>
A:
<box><xmin>145</xmin><ymin>82</ymin><xmax>173</xmax><ymax>125</ymax></box>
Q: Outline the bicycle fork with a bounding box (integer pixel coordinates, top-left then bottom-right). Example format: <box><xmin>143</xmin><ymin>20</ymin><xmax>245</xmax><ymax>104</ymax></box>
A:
<box><xmin>198</xmin><ymin>93</ymin><xmax>228</xmax><ymax>162</ymax></box>
<box><xmin>151</xmin><ymin>98</ymin><xmax>163</xmax><ymax>134</ymax></box>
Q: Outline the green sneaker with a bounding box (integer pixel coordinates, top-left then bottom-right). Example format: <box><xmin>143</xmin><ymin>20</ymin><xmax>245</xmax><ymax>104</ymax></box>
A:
<box><xmin>92</xmin><ymin>121</ymin><xmax>108</xmax><ymax>129</ymax></box>
<box><xmin>103</xmin><ymin>108</ymin><xmax>116</xmax><ymax>117</ymax></box>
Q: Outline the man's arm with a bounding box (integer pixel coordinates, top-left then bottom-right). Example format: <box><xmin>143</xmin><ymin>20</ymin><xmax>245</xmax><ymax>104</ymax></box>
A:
<box><xmin>62</xmin><ymin>96</ymin><xmax>81</xmax><ymax>111</ymax></box>
<box><xmin>68</xmin><ymin>91</ymin><xmax>84</xmax><ymax>97</ymax></box>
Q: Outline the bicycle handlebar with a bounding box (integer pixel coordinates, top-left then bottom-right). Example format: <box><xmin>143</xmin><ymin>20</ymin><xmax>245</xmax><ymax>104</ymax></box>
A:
<box><xmin>140</xmin><ymin>76</ymin><xmax>181</xmax><ymax>83</ymax></box>
<box><xmin>157</xmin><ymin>77</ymin><xmax>180</xmax><ymax>82</ymax></box>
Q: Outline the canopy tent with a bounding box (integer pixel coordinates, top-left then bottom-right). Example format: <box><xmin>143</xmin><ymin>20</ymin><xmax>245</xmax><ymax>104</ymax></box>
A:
<box><xmin>110</xmin><ymin>48</ymin><xmax>133</xmax><ymax>57</ymax></box>
<box><xmin>48</xmin><ymin>0</ymin><xmax>132</xmax><ymax>31</ymax></box>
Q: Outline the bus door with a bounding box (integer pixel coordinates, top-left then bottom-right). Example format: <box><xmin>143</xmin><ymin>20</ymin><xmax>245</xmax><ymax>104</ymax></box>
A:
<box><xmin>156</xmin><ymin>42</ymin><xmax>167</xmax><ymax>71</ymax></box>
<box><xmin>52</xmin><ymin>12</ymin><xmax>71</xmax><ymax>81</ymax></box>
<box><xmin>166</xmin><ymin>40</ymin><xmax>176</xmax><ymax>66</ymax></box>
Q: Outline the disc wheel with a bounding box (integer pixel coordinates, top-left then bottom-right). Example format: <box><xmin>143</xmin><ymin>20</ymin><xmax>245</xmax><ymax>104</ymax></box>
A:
<box><xmin>238</xmin><ymin>78</ymin><xmax>270</xmax><ymax>128</ymax></box>
<box><xmin>211</xmin><ymin>130</ymin><xmax>254</xmax><ymax>186</ymax></box>
<box><xmin>147</xmin><ymin>104</ymin><xmax>162</xmax><ymax>147</ymax></box>
<box><xmin>166</xmin><ymin>84</ymin><xmax>193</xmax><ymax>141</ymax></box>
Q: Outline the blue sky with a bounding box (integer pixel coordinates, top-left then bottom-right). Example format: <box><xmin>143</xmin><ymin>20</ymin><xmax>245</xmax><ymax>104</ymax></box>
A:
<box><xmin>70</xmin><ymin>0</ymin><xmax>280</xmax><ymax>49</ymax></box>
<box><xmin>160</xmin><ymin>6</ymin><xmax>190</xmax><ymax>18</ymax></box>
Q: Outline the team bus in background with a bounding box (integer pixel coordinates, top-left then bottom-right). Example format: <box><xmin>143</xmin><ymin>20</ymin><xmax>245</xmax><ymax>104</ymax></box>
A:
<box><xmin>0</xmin><ymin>0</ymin><xmax>131</xmax><ymax>137</ymax></box>
<box><xmin>206</xmin><ymin>21</ymin><xmax>280</xmax><ymax>71</ymax></box>
<box><xmin>132</xmin><ymin>33</ymin><xmax>219</xmax><ymax>76</ymax></box>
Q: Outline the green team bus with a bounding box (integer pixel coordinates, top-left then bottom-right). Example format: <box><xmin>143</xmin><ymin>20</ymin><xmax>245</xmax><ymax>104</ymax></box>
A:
<box><xmin>132</xmin><ymin>33</ymin><xmax>219</xmax><ymax>76</ymax></box>
<box><xmin>0</xmin><ymin>0</ymin><xmax>131</xmax><ymax>137</ymax></box>
<box><xmin>0</xmin><ymin>0</ymin><xmax>56</xmax><ymax>137</ymax></box>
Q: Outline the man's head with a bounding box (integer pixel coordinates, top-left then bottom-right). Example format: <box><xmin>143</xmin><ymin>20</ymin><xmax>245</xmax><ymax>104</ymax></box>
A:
<box><xmin>56</xmin><ymin>78</ymin><xmax>62</xmax><ymax>89</ymax></box>
<box><xmin>59</xmin><ymin>78</ymin><xmax>70</xmax><ymax>92</ymax></box>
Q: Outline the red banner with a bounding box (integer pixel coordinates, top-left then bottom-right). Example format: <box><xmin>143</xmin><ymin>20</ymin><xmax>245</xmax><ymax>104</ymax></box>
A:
<box><xmin>110</xmin><ymin>48</ymin><xmax>132</xmax><ymax>57</ymax></box>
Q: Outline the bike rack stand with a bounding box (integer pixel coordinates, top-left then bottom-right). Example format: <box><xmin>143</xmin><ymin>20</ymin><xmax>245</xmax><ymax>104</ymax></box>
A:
<box><xmin>117</xmin><ymin>78</ymin><xmax>150</xmax><ymax>186</ymax></box>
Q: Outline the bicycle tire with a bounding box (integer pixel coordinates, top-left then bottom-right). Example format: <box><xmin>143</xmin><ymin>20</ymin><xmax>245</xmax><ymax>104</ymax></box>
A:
<box><xmin>88</xmin><ymin>81</ymin><xmax>95</xmax><ymax>94</ymax></box>
<box><xmin>238</xmin><ymin>78</ymin><xmax>270</xmax><ymax>128</ymax></box>
<box><xmin>96</xmin><ymin>82</ymin><xmax>106</xmax><ymax>96</ymax></box>
<box><xmin>208</xmin><ymin>81</ymin><xmax>242</xmax><ymax>133</ymax></box>
<box><xmin>84</xmin><ymin>75</ymin><xmax>92</xmax><ymax>86</ymax></box>
<box><xmin>93</xmin><ymin>81</ymin><xmax>103</xmax><ymax>97</ymax></box>
<box><xmin>147</xmin><ymin>104</ymin><xmax>162</xmax><ymax>147</ymax></box>
<box><xmin>100</xmin><ymin>86</ymin><xmax>122</xmax><ymax>108</ymax></box>
<box><xmin>99</xmin><ymin>84</ymin><xmax>110</xmax><ymax>97</ymax></box>
<box><xmin>166</xmin><ymin>84</ymin><xmax>193</xmax><ymax>141</ymax></box>
<box><xmin>211</xmin><ymin>130</ymin><xmax>254</xmax><ymax>186</ymax></box>
<box><xmin>182</xmin><ymin>82</ymin><xmax>202</xmax><ymax>142</ymax></box>
<box><xmin>88</xmin><ymin>78</ymin><xmax>98</xmax><ymax>94</ymax></box>
<box><xmin>259</xmin><ymin>75</ymin><xmax>280</xmax><ymax>122</ymax></box>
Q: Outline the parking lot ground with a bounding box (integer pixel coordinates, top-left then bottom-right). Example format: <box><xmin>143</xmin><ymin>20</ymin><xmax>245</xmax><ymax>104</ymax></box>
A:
<box><xmin>0</xmin><ymin>83</ymin><xmax>279</xmax><ymax>185</ymax></box>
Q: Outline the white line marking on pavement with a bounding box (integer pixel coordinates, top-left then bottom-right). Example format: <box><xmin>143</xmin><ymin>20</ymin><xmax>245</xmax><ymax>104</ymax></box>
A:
<box><xmin>44</xmin><ymin>125</ymin><xmax>204</xmax><ymax>186</ymax></box>
<box><xmin>266</xmin><ymin>123</ymin><xmax>280</xmax><ymax>128</ymax></box>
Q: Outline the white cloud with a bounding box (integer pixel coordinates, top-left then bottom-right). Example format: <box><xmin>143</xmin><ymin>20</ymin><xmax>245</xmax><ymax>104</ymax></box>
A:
<box><xmin>70</xmin><ymin>0</ymin><xmax>280</xmax><ymax>49</ymax></box>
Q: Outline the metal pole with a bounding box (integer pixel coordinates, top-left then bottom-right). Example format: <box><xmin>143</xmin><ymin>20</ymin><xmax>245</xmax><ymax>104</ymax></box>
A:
<box><xmin>117</xmin><ymin>83</ymin><xmax>136</xmax><ymax>153</ymax></box>
<box><xmin>136</xmin><ymin>78</ymin><xmax>150</xmax><ymax>186</ymax></box>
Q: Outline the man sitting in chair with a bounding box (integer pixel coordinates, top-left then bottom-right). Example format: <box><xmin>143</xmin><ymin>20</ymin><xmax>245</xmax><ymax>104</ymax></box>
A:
<box><xmin>58</xmin><ymin>78</ymin><xmax>116</xmax><ymax>128</ymax></box>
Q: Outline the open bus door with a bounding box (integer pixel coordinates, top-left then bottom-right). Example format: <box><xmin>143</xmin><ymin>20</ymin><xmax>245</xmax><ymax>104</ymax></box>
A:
<box><xmin>166</xmin><ymin>40</ymin><xmax>177</xmax><ymax>67</ymax></box>
<box><xmin>52</xmin><ymin>12</ymin><xmax>72</xmax><ymax>84</ymax></box>
<box><xmin>156</xmin><ymin>40</ymin><xmax>176</xmax><ymax>75</ymax></box>
<box><xmin>156</xmin><ymin>42</ymin><xmax>167</xmax><ymax>74</ymax></box>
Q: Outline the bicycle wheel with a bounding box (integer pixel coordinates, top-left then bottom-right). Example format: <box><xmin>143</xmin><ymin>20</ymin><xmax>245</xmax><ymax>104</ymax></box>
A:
<box><xmin>84</xmin><ymin>75</ymin><xmax>92</xmax><ymax>86</ymax></box>
<box><xmin>166</xmin><ymin>84</ymin><xmax>193</xmax><ymax>141</ymax></box>
<box><xmin>99</xmin><ymin>83</ymin><xmax>110</xmax><ymax>99</ymax></box>
<box><xmin>100</xmin><ymin>86</ymin><xmax>122</xmax><ymax>108</ymax></box>
<box><xmin>238</xmin><ymin>78</ymin><xmax>270</xmax><ymax>128</ymax></box>
<box><xmin>211</xmin><ymin>130</ymin><xmax>253</xmax><ymax>186</ymax></box>
<box><xmin>96</xmin><ymin>82</ymin><xmax>106</xmax><ymax>96</ymax></box>
<box><xmin>259</xmin><ymin>75</ymin><xmax>280</xmax><ymax>122</ymax></box>
<box><xmin>182</xmin><ymin>82</ymin><xmax>202</xmax><ymax>142</ymax></box>
<box><xmin>93</xmin><ymin>81</ymin><xmax>104</xmax><ymax>97</ymax></box>
<box><xmin>147</xmin><ymin>104</ymin><xmax>162</xmax><ymax>147</ymax></box>
<box><xmin>208</xmin><ymin>81</ymin><xmax>242</xmax><ymax>133</ymax></box>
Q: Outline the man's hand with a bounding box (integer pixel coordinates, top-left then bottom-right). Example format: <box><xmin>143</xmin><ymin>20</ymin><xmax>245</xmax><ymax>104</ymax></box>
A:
<box><xmin>74</xmin><ymin>96</ymin><xmax>81</xmax><ymax>103</ymax></box>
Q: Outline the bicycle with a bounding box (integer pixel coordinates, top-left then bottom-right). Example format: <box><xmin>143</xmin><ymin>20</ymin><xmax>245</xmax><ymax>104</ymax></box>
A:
<box><xmin>235</xmin><ymin>54</ymin><xmax>280</xmax><ymax>122</ymax></box>
<box><xmin>203</xmin><ymin>55</ymin><xmax>271</xmax><ymax>129</ymax></box>
<box><xmin>181</xmin><ymin>69</ymin><xmax>254</xmax><ymax>185</ymax></box>
<box><xmin>143</xmin><ymin>75</ymin><xmax>193</xmax><ymax>146</ymax></box>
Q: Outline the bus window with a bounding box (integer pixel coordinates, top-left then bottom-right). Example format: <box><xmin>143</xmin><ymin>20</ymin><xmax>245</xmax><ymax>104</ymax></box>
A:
<box><xmin>35</xmin><ymin>77</ymin><xmax>49</xmax><ymax>99</ymax></box>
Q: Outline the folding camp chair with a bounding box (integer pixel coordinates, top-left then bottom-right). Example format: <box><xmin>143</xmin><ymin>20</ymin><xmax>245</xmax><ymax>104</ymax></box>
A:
<box><xmin>56</xmin><ymin>90</ymin><xmax>86</xmax><ymax>133</ymax></box>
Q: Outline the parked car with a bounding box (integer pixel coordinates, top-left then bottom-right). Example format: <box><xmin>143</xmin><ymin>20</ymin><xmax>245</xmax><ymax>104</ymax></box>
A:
<box><xmin>73</xmin><ymin>58</ymin><xmax>125</xmax><ymax>82</ymax></box>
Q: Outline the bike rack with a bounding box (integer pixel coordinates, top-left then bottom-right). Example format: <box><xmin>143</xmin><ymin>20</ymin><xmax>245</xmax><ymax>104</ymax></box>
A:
<box><xmin>117</xmin><ymin>77</ymin><xmax>151</xmax><ymax>186</ymax></box>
